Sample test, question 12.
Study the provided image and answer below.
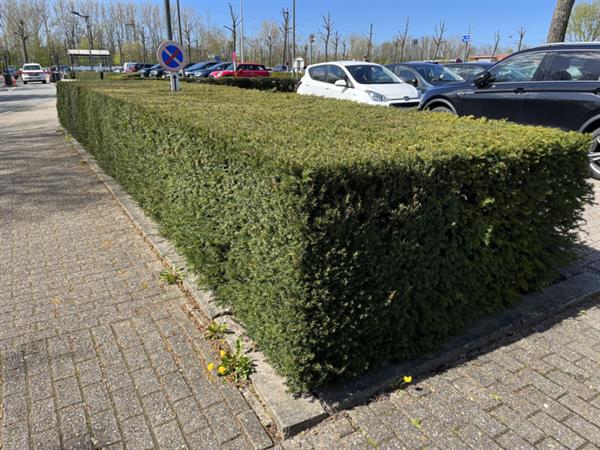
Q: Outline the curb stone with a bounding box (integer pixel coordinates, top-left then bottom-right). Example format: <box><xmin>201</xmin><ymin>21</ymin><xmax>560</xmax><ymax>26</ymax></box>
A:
<box><xmin>66</xmin><ymin>131</ymin><xmax>600</xmax><ymax>439</ymax></box>
<box><xmin>67</xmin><ymin>134</ymin><xmax>328</xmax><ymax>439</ymax></box>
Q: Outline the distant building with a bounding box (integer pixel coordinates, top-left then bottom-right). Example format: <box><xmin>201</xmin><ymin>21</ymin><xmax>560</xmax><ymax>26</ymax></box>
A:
<box><xmin>67</xmin><ymin>49</ymin><xmax>111</xmax><ymax>70</ymax></box>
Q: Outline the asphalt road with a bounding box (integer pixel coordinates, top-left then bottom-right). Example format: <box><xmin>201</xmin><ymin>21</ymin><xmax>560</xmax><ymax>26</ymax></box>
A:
<box><xmin>0</xmin><ymin>81</ymin><xmax>58</xmax><ymax>130</ymax></box>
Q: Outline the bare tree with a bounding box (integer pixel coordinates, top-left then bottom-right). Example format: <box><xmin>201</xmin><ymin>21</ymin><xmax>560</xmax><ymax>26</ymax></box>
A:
<box><xmin>15</xmin><ymin>19</ymin><xmax>29</xmax><ymax>62</ymax></box>
<box><xmin>395</xmin><ymin>17</ymin><xmax>410</xmax><ymax>62</ymax></box>
<box><xmin>224</xmin><ymin>2</ymin><xmax>240</xmax><ymax>55</ymax></box>
<box><xmin>181</xmin><ymin>7</ymin><xmax>197</xmax><ymax>62</ymax></box>
<box><xmin>280</xmin><ymin>8</ymin><xmax>290</xmax><ymax>65</ymax></box>
<box><xmin>332</xmin><ymin>30</ymin><xmax>341</xmax><ymax>60</ymax></box>
<box><xmin>320</xmin><ymin>12</ymin><xmax>333</xmax><ymax>61</ymax></box>
<box><xmin>517</xmin><ymin>27</ymin><xmax>526</xmax><ymax>51</ymax></box>
<box><xmin>364</xmin><ymin>23</ymin><xmax>373</xmax><ymax>61</ymax></box>
<box><xmin>432</xmin><ymin>20</ymin><xmax>446</xmax><ymax>60</ymax></box>
<box><xmin>491</xmin><ymin>30</ymin><xmax>500</xmax><ymax>58</ymax></box>
<box><xmin>547</xmin><ymin>0</ymin><xmax>576</xmax><ymax>42</ymax></box>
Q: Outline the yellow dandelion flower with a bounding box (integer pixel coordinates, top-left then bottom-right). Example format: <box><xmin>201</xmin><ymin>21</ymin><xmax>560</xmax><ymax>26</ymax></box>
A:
<box><xmin>403</xmin><ymin>375</ymin><xmax>413</xmax><ymax>384</ymax></box>
<box><xmin>207</xmin><ymin>363</ymin><xmax>215</xmax><ymax>371</ymax></box>
<box><xmin>220</xmin><ymin>350</ymin><xmax>227</xmax><ymax>358</ymax></box>
<box><xmin>217</xmin><ymin>366</ymin><xmax>226</xmax><ymax>375</ymax></box>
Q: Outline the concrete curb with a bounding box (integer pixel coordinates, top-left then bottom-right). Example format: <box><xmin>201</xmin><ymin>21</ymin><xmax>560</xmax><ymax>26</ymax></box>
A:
<box><xmin>66</xmin><ymin>131</ymin><xmax>600</xmax><ymax>438</ymax></box>
<box><xmin>67</xmin><ymin>135</ymin><xmax>327</xmax><ymax>439</ymax></box>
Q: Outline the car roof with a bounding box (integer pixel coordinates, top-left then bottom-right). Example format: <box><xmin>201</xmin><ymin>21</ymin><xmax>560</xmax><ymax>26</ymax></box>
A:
<box><xmin>309</xmin><ymin>61</ymin><xmax>382</xmax><ymax>68</ymax></box>
<box><xmin>526</xmin><ymin>42</ymin><xmax>600</xmax><ymax>51</ymax></box>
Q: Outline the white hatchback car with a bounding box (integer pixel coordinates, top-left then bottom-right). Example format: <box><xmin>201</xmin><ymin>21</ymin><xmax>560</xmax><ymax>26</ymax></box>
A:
<box><xmin>297</xmin><ymin>61</ymin><xmax>420</xmax><ymax>107</ymax></box>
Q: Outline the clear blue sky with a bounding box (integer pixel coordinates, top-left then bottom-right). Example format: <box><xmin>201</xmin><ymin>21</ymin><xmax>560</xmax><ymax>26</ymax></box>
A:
<box><xmin>168</xmin><ymin>0</ymin><xmax>577</xmax><ymax>47</ymax></box>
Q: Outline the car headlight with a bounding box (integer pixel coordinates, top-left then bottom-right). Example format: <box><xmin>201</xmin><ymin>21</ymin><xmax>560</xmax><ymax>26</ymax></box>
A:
<box><xmin>366</xmin><ymin>90</ymin><xmax>389</xmax><ymax>102</ymax></box>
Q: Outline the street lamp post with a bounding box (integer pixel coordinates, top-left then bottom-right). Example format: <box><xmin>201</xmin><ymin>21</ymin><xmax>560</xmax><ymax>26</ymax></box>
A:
<box><xmin>71</xmin><ymin>10</ymin><xmax>93</xmax><ymax>70</ymax></box>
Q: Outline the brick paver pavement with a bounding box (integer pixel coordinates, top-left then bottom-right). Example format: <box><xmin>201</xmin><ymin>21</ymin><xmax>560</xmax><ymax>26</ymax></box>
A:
<box><xmin>3</xmin><ymin>83</ymin><xmax>600</xmax><ymax>450</ymax></box>
<box><xmin>0</xmin><ymin>84</ymin><xmax>271</xmax><ymax>449</ymax></box>
<box><xmin>285</xmin><ymin>179</ymin><xmax>600</xmax><ymax>449</ymax></box>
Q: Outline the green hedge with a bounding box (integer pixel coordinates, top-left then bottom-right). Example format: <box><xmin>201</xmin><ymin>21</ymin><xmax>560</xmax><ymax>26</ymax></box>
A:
<box><xmin>182</xmin><ymin>76</ymin><xmax>297</xmax><ymax>92</ymax></box>
<box><xmin>73</xmin><ymin>72</ymin><xmax>129</xmax><ymax>81</ymax></box>
<box><xmin>57</xmin><ymin>80</ymin><xmax>592</xmax><ymax>391</ymax></box>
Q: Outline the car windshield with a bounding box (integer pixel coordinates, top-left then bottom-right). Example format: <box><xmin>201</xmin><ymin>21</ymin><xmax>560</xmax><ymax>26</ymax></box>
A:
<box><xmin>23</xmin><ymin>64</ymin><xmax>42</xmax><ymax>71</ymax></box>
<box><xmin>189</xmin><ymin>61</ymin><xmax>217</xmax><ymax>71</ymax></box>
<box><xmin>210</xmin><ymin>63</ymin><xmax>230</xmax><ymax>71</ymax></box>
<box><xmin>415</xmin><ymin>65</ymin><xmax>463</xmax><ymax>83</ymax></box>
<box><xmin>345</xmin><ymin>64</ymin><xmax>401</xmax><ymax>84</ymax></box>
<box><xmin>446</xmin><ymin>65</ymin><xmax>487</xmax><ymax>80</ymax></box>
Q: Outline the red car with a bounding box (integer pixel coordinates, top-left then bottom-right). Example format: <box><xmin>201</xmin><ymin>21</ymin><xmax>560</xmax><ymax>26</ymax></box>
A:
<box><xmin>210</xmin><ymin>63</ymin><xmax>270</xmax><ymax>78</ymax></box>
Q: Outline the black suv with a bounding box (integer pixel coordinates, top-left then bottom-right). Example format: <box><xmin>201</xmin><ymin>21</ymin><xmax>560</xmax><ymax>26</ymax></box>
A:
<box><xmin>419</xmin><ymin>43</ymin><xmax>600</xmax><ymax>179</ymax></box>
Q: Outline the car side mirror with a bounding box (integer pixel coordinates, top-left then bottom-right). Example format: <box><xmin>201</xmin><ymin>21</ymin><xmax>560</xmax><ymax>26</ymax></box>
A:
<box><xmin>334</xmin><ymin>79</ymin><xmax>348</xmax><ymax>87</ymax></box>
<box><xmin>410</xmin><ymin>78</ymin><xmax>418</xmax><ymax>87</ymax></box>
<box><xmin>474</xmin><ymin>70</ymin><xmax>492</xmax><ymax>88</ymax></box>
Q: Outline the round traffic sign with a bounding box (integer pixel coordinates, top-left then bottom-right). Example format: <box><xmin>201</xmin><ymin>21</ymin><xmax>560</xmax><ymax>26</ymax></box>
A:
<box><xmin>157</xmin><ymin>40</ymin><xmax>187</xmax><ymax>72</ymax></box>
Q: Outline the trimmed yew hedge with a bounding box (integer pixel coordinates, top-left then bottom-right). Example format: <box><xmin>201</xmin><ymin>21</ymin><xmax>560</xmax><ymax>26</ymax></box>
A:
<box><xmin>182</xmin><ymin>75</ymin><xmax>297</xmax><ymax>92</ymax></box>
<box><xmin>57</xmin><ymin>80</ymin><xmax>592</xmax><ymax>391</ymax></box>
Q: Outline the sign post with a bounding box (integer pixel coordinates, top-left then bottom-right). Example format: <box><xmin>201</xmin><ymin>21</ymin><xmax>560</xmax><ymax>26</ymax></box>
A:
<box><xmin>157</xmin><ymin>40</ymin><xmax>186</xmax><ymax>93</ymax></box>
<box><xmin>462</xmin><ymin>34</ymin><xmax>471</xmax><ymax>62</ymax></box>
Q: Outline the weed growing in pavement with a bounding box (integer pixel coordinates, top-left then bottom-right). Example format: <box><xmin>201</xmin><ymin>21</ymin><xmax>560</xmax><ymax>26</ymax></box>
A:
<box><xmin>410</xmin><ymin>418</ymin><xmax>422</xmax><ymax>429</ymax></box>
<box><xmin>207</xmin><ymin>338</ymin><xmax>254</xmax><ymax>384</ymax></box>
<box><xmin>159</xmin><ymin>267</ymin><xmax>184</xmax><ymax>285</ymax></box>
<box><xmin>205</xmin><ymin>321</ymin><xmax>228</xmax><ymax>340</ymax></box>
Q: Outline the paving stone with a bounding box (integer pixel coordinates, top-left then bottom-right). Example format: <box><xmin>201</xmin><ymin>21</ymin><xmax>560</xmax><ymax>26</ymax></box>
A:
<box><xmin>456</xmin><ymin>424</ymin><xmax>502</xmax><ymax>449</ymax></box>
<box><xmin>131</xmin><ymin>366</ymin><xmax>163</xmax><ymax>397</ymax></box>
<box><xmin>90</xmin><ymin>409</ymin><xmax>122</xmax><ymax>446</ymax></box>
<box><xmin>530</xmin><ymin>412</ymin><xmax>586</xmax><ymax>449</ymax></box>
<box><xmin>558</xmin><ymin>393</ymin><xmax>600</xmax><ymax>428</ymax></box>
<box><xmin>142</xmin><ymin>390</ymin><xmax>177</xmax><ymax>427</ymax></box>
<box><xmin>112</xmin><ymin>384</ymin><xmax>144</xmax><ymax>421</ymax></box>
<box><xmin>490</xmin><ymin>404</ymin><xmax>545</xmax><ymax>443</ymax></box>
<box><xmin>237</xmin><ymin>409</ymin><xmax>274</xmax><ymax>450</ymax></box>
<box><xmin>30</xmin><ymin>397</ymin><xmax>58</xmax><ymax>434</ymax></box>
<box><xmin>59</xmin><ymin>403</ymin><xmax>90</xmax><ymax>443</ymax></box>
<box><xmin>31</xmin><ymin>427</ymin><xmax>62</xmax><ymax>450</ymax></box>
<box><xmin>76</xmin><ymin>356</ymin><xmax>103</xmax><ymax>386</ymax></box>
<box><xmin>83</xmin><ymin>382</ymin><xmax>113</xmax><ymax>415</ymax></box>
<box><xmin>154</xmin><ymin>420</ymin><xmax>189</xmax><ymax>450</ymax></box>
<box><xmin>205</xmin><ymin>403</ymin><xmax>244</xmax><ymax>445</ymax></box>
<box><xmin>173</xmin><ymin>396</ymin><xmax>209</xmax><ymax>435</ymax></box>
<box><xmin>121</xmin><ymin>415</ymin><xmax>155</xmax><ymax>450</ymax></box>
<box><xmin>162</xmin><ymin>371</ymin><xmax>193</xmax><ymax>402</ymax></box>
<box><xmin>563</xmin><ymin>414</ymin><xmax>600</xmax><ymax>446</ymax></box>
<box><xmin>495</xmin><ymin>431</ymin><xmax>536</xmax><ymax>450</ymax></box>
<box><xmin>188</xmin><ymin>426</ymin><xmax>220</xmax><ymax>448</ymax></box>
<box><xmin>56</xmin><ymin>376</ymin><xmax>83</xmax><ymax>409</ymax></box>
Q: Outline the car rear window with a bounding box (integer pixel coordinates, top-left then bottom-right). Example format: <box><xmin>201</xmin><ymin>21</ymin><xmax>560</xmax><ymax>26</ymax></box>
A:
<box><xmin>23</xmin><ymin>64</ymin><xmax>42</xmax><ymax>71</ymax></box>
<box><xmin>543</xmin><ymin>51</ymin><xmax>600</xmax><ymax>81</ymax></box>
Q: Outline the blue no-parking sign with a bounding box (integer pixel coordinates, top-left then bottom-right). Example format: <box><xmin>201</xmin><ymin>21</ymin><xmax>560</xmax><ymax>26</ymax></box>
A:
<box><xmin>157</xmin><ymin>40</ymin><xmax>187</xmax><ymax>72</ymax></box>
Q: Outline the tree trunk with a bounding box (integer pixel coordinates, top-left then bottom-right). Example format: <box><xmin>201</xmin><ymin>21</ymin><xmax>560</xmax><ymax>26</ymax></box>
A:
<box><xmin>547</xmin><ymin>0</ymin><xmax>576</xmax><ymax>42</ymax></box>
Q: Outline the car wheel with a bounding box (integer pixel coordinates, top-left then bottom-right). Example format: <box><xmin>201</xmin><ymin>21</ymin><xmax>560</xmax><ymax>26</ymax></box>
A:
<box><xmin>23</xmin><ymin>81</ymin><xmax>27</xmax><ymax>84</ymax></box>
<box><xmin>42</xmin><ymin>80</ymin><xmax>47</xmax><ymax>84</ymax></box>
<box><xmin>590</xmin><ymin>128</ymin><xmax>600</xmax><ymax>180</ymax></box>
<box><xmin>429</xmin><ymin>105</ymin><xmax>454</xmax><ymax>114</ymax></box>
